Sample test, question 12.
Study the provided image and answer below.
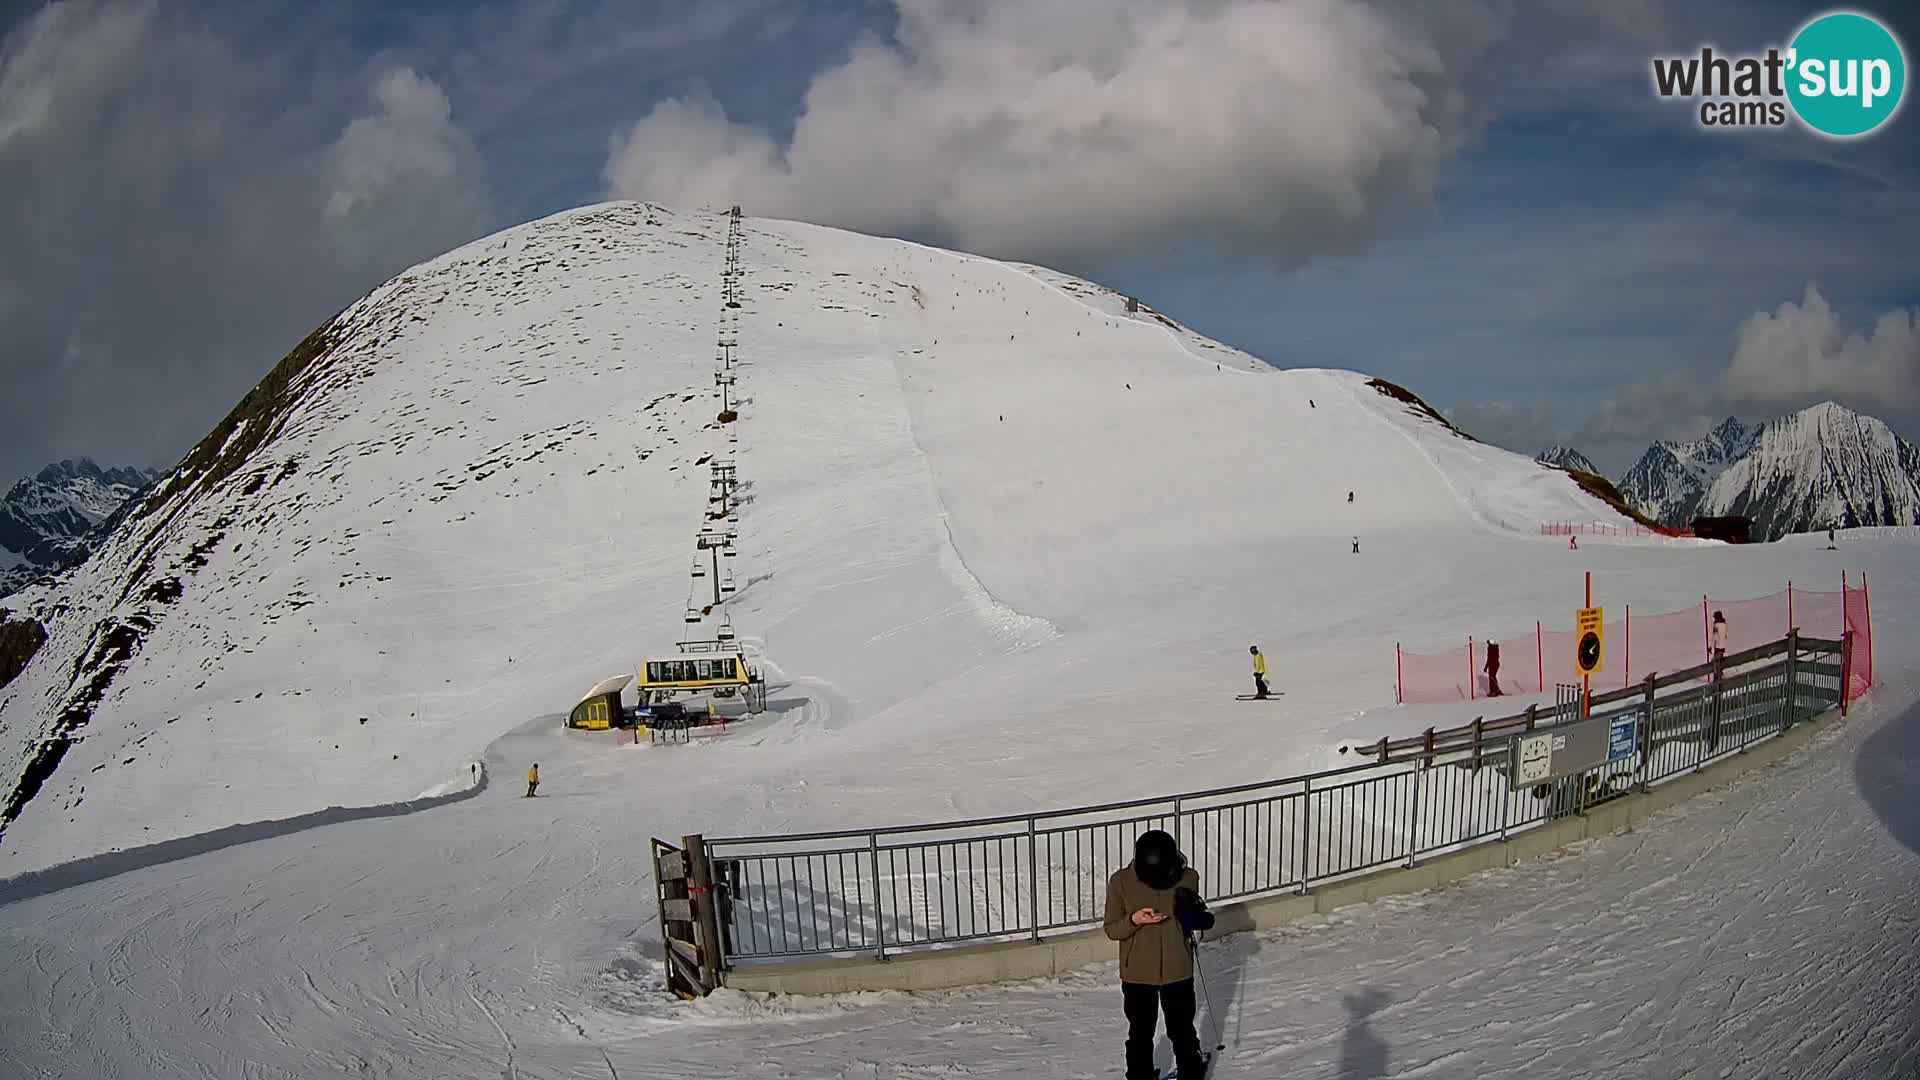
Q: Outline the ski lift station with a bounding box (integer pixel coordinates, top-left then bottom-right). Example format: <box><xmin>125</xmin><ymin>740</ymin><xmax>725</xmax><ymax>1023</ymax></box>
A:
<box><xmin>564</xmin><ymin>637</ymin><xmax>767</xmax><ymax>732</ymax></box>
<box><xmin>567</xmin><ymin>675</ymin><xmax>633</xmax><ymax>730</ymax></box>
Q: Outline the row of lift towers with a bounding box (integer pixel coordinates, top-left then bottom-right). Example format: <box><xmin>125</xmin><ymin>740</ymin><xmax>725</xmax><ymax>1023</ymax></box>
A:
<box><xmin>568</xmin><ymin>207</ymin><xmax>765</xmax><ymax>735</ymax></box>
<box><xmin>687</xmin><ymin>206</ymin><xmax>746</xmax><ymax>636</ymax></box>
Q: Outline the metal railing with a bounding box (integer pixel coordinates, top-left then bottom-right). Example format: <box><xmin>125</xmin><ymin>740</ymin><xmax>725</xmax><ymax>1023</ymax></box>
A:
<box><xmin>702</xmin><ymin>633</ymin><xmax>1847</xmax><ymax>966</ymax></box>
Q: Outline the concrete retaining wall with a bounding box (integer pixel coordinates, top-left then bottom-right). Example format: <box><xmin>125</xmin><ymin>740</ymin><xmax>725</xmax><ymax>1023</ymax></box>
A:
<box><xmin>721</xmin><ymin>706</ymin><xmax>1839</xmax><ymax>996</ymax></box>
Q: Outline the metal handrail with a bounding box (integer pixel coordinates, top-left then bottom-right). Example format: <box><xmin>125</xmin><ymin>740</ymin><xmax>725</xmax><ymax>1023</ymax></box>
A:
<box><xmin>706</xmin><ymin>756</ymin><xmax>1397</xmax><ymax>846</ymax></box>
<box><xmin>700</xmin><ymin>632</ymin><xmax>1845</xmax><ymax>965</ymax></box>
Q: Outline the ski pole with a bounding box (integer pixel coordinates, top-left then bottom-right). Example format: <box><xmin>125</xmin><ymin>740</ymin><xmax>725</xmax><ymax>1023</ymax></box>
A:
<box><xmin>1191</xmin><ymin>933</ymin><xmax>1225</xmax><ymax>1052</ymax></box>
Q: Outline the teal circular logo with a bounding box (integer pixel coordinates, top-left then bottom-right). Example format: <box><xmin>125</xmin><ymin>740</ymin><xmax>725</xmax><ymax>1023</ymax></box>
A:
<box><xmin>1787</xmin><ymin>11</ymin><xmax>1907</xmax><ymax>137</ymax></box>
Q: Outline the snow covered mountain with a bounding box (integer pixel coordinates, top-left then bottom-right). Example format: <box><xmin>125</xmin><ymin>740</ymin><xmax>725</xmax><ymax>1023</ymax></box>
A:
<box><xmin>1617</xmin><ymin>417</ymin><xmax>1758</xmax><ymax>525</ymax></box>
<box><xmin>0</xmin><ymin>459</ymin><xmax>161</xmax><ymax>598</ymax></box>
<box><xmin>0</xmin><ymin>200</ymin><xmax>1636</xmax><ymax>873</ymax></box>
<box><xmin>1536</xmin><ymin>445</ymin><xmax>1598</xmax><ymax>473</ymax></box>
<box><xmin>1700</xmin><ymin>403</ymin><xmax>1920</xmax><ymax>541</ymax></box>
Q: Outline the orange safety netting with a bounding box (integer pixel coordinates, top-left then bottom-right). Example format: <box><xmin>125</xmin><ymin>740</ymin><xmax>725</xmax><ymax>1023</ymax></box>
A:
<box><xmin>1397</xmin><ymin>575</ymin><xmax>1874</xmax><ymax>705</ymax></box>
<box><xmin>1539</xmin><ymin>522</ymin><xmax>1694</xmax><ymax>539</ymax></box>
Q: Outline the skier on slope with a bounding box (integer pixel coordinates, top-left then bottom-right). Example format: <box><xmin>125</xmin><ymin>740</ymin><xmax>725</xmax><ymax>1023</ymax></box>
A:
<box><xmin>1484</xmin><ymin>639</ymin><xmax>1503</xmax><ymax>697</ymax></box>
<box><xmin>1105</xmin><ymin>830</ymin><xmax>1215</xmax><ymax>1080</ymax></box>
<box><xmin>1249</xmin><ymin>645</ymin><xmax>1270</xmax><ymax>699</ymax></box>
<box><xmin>526</xmin><ymin>763</ymin><xmax>540</xmax><ymax>798</ymax></box>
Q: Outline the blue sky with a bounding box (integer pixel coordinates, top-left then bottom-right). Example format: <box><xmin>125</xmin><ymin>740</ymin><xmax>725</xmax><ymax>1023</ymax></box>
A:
<box><xmin>1</xmin><ymin>0</ymin><xmax>1915</xmax><ymax>481</ymax></box>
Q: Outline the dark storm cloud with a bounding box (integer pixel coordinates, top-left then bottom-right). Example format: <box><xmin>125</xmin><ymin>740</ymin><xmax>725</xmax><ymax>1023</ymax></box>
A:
<box><xmin>0</xmin><ymin>1</ymin><xmax>496</xmax><ymax>482</ymax></box>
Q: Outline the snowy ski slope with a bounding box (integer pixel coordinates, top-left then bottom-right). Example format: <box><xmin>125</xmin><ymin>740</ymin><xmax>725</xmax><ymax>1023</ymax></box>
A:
<box><xmin>0</xmin><ymin>200</ymin><xmax>1624</xmax><ymax>874</ymax></box>
<box><xmin>0</xmin><ymin>202</ymin><xmax>1913</xmax><ymax>1078</ymax></box>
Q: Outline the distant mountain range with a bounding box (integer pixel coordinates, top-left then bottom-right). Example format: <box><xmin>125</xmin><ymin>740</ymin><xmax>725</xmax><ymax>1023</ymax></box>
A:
<box><xmin>1541</xmin><ymin>403</ymin><xmax>1920</xmax><ymax>541</ymax></box>
<box><xmin>1</xmin><ymin>460</ymin><xmax>163</xmax><ymax>597</ymax></box>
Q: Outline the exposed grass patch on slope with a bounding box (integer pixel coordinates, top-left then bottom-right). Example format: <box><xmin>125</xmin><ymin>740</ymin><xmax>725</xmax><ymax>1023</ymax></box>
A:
<box><xmin>0</xmin><ymin>614</ymin><xmax>47</xmax><ymax>691</ymax></box>
<box><xmin>1561</xmin><ymin>468</ymin><xmax>1668</xmax><ymax>531</ymax></box>
<box><xmin>1367</xmin><ymin>378</ymin><xmax>1476</xmax><ymax>441</ymax></box>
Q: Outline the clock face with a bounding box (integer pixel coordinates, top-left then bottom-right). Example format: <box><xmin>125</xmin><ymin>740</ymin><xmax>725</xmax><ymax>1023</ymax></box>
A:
<box><xmin>1578</xmin><ymin>631</ymin><xmax>1601</xmax><ymax>672</ymax></box>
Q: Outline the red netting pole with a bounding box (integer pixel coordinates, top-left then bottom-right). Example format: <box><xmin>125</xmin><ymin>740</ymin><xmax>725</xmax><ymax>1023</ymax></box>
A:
<box><xmin>1787</xmin><ymin>581</ymin><xmax>1794</xmax><ymax>634</ymax></box>
<box><xmin>1468</xmin><ymin>638</ymin><xmax>1476</xmax><ymax>700</ymax></box>
<box><xmin>1624</xmin><ymin>603</ymin><xmax>1631</xmax><ymax>688</ymax></box>
<box><xmin>1863</xmin><ymin>572</ymin><xmax>1874</xmax><ymax>686</ymax></box>
<box><xmin>1396</xmin><ymin>643</ymin><xmax>1403</xmax><ymax>705</ymax></box>
<box><xmin>1536</xmin><ymin>620</ymin><xmax>1544</xmax><ymax>692</ymax></box>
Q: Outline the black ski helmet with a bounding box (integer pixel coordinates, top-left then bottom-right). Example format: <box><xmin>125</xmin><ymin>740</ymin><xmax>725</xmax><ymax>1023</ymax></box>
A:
<box><xmin>1133</xmin><ymin>829</ymin><xmax>1185</xmax><ymax>890</ymax></box>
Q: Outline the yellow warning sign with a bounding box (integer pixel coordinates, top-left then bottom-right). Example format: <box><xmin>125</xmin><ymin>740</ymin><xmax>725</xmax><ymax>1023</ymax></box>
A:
<box><xmin>1576</xmin><ymin>606</ymin><xmax>1604</xmax><ymax>675</ymax></box>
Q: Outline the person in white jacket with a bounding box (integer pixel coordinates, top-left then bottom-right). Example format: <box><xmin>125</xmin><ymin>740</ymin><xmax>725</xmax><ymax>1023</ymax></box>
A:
<box><xmin>1711</xmin><ymin>610</ymin><xmax>1729</xmax><ymax>660</ymax></box>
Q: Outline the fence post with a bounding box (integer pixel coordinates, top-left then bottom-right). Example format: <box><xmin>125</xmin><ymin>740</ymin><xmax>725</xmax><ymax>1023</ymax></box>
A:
<box><xmin>1638</xmin><ymin>671</ymin><xmax>1656</xmax><ymax>792</ymax></box>
<box><xmin>1025</xmin><ymin>817</ymin><xmax>1040</xmax><ymax>943</ymax></box>
<box><xmin>1705</xmin><ymin>648</ymin><xmax>1724</xmax><ymax>765</ymax></box>
<box><xmin>1624</xmin><ymin>604</ymin><xmax>1631</xmax><ymax>689</ymax></box>
<box><xmin>684</xmin><ymin>833</ymin><xmax>725</xmax><ymax>992</ymax></box>
<box><xmin>1406</xmin><ymin>761</ymin><xmax>1423</xmax><ymax>867</ymax></box>
<box><xmin>1498</xmin><ymin>743</ymin><xmax>1512</xmax><ymax>841</ymax></box>
<box><xmin>1840</xmin><ymin>630</ymin><xmax>1852</xmax><ymax>718</ymax></box>
<box><xmin>1470</xmin><ymin>716</ymin><xmax>1483</xmax><ymax>773</ymax></box>
<box><xmin>1299</xmin><ymin>776</ymin><xmax>1313</xmax><ymax>893</ymax></box>
<box><xmin>1783</xmin><ymin>628</ymin><xmax>1798</xmax><ymax>730</ymax></box>
<box><xmin>869</xmin><ymin>831</ymin><xmax>888</xmax><ymax>960</ymax></box>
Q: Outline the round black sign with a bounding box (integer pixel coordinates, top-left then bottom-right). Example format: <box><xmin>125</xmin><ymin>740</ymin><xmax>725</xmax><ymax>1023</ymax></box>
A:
<box><xmin>1578</xmin><ymin>631</ymin><xmax>1601</xmax><ymax>671</ymax></box>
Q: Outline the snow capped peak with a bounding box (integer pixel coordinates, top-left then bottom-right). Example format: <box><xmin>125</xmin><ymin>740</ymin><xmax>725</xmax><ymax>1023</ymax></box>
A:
<box><xmin>1618</xmin><ymin>418</ymin><xmax>1753</xmax><ymax>525</ymax></box>
<box><xmin>1</xmin><ymin>460</ymin><xmax>162</xmax><ymax>597</ymax></box>
<box><xmin>1702</xmin><ymin>403</ymin><xmax>1920</xmax><ymax>539</ymax></box>
<box><xmin>1535</xmin><ymin>446</ymin><xmax>1598</xmax><ymax>473</ymax></box>
<box><xmin>1709</xmin><ymin>415</ymin><xmax>1752</xmax><ymax>450</ymax></box>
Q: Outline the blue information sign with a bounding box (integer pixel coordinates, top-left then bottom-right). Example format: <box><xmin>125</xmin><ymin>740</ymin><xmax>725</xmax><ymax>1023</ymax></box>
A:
<box><xmin>1607</xmin><ymin>714</ymin><xmax>1638</xmax><ymax>762</ymax></box>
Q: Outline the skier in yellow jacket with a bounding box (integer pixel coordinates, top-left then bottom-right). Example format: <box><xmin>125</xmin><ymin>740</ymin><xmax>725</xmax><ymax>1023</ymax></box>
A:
<box><xmin>1249</xmin><ymin>645</ymin><xmax>1270</xmax><ymax>699</ymax></box>
<box><xmin>525</xmin><ymin>763</ymin><xmax>540</xmax><ymax>798</ymax></box>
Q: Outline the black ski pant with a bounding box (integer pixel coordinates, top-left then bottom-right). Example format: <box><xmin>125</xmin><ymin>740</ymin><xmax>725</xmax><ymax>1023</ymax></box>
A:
<box><xmin>526</xmin><ymin>781</ymin><xmax>538</xmax><ymax>797</ymax></box>
<box><xmin>1123</xmin><ymin>978</ymin><xmax>1205</xmax><ymax>1080</ymax></box>
<box><xmin>1253</xmin><ymin>673</ymin><xmax>1269</xmax><ymax>698</ymax></box>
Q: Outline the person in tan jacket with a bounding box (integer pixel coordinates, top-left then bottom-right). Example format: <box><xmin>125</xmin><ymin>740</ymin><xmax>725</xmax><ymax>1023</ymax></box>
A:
<box><xmin>1105</xmin><ymin>829</ymin><xmax>1214</xmax><ymax>1080</ymax></box>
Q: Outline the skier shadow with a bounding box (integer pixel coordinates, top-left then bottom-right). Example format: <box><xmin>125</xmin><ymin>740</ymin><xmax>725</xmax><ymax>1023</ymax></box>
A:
<box><xmin>1853</xmin><ymin>697</ymin><xmax>1920</xmax><ymax>858</ymax></box>
<box><xmin>1338</xmin><ymin>986</ymin><xmax>1392</xmax><ymax>1079</ymax></box>
<box><xmin>1188</xmin><ymin>929</ymin><xmax>1256</xmax><ymax>1072</ymax></box>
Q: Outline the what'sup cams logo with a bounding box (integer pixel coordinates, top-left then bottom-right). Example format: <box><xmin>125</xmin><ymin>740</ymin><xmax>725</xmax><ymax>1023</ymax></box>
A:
<box><xmin>1651</xmin><ymin>9</ymin><xmax>1907</xmax><ymax>137</ymax></box>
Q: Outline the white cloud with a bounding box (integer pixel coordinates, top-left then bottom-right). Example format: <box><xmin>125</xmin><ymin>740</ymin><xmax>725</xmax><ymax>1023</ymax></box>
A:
<box><xmin>323</xmin><ymin>66</ymin><xmax>492</xmax><ymax>266</ymax></box>
<box><xmin>1723</xmin><ymin>284</ymin><xmax>1920</xmax><ymax>410</ymax></box>
<box><xmin>326</xmin><ymin>67</ymin><xmax>468</xmax><ymax>218</ymax></box>
<box><xmin>603</xmin><ymin>0</ymin><xmax>1643</xmax><ymax>267</ymax></box>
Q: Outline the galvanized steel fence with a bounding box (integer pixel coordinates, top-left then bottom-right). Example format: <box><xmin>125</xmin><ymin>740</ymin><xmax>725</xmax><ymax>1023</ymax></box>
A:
<box><xmin>701</xmin><ymin>633</ymin><xmax>1849</xmax><ymax>967</ymax></box>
